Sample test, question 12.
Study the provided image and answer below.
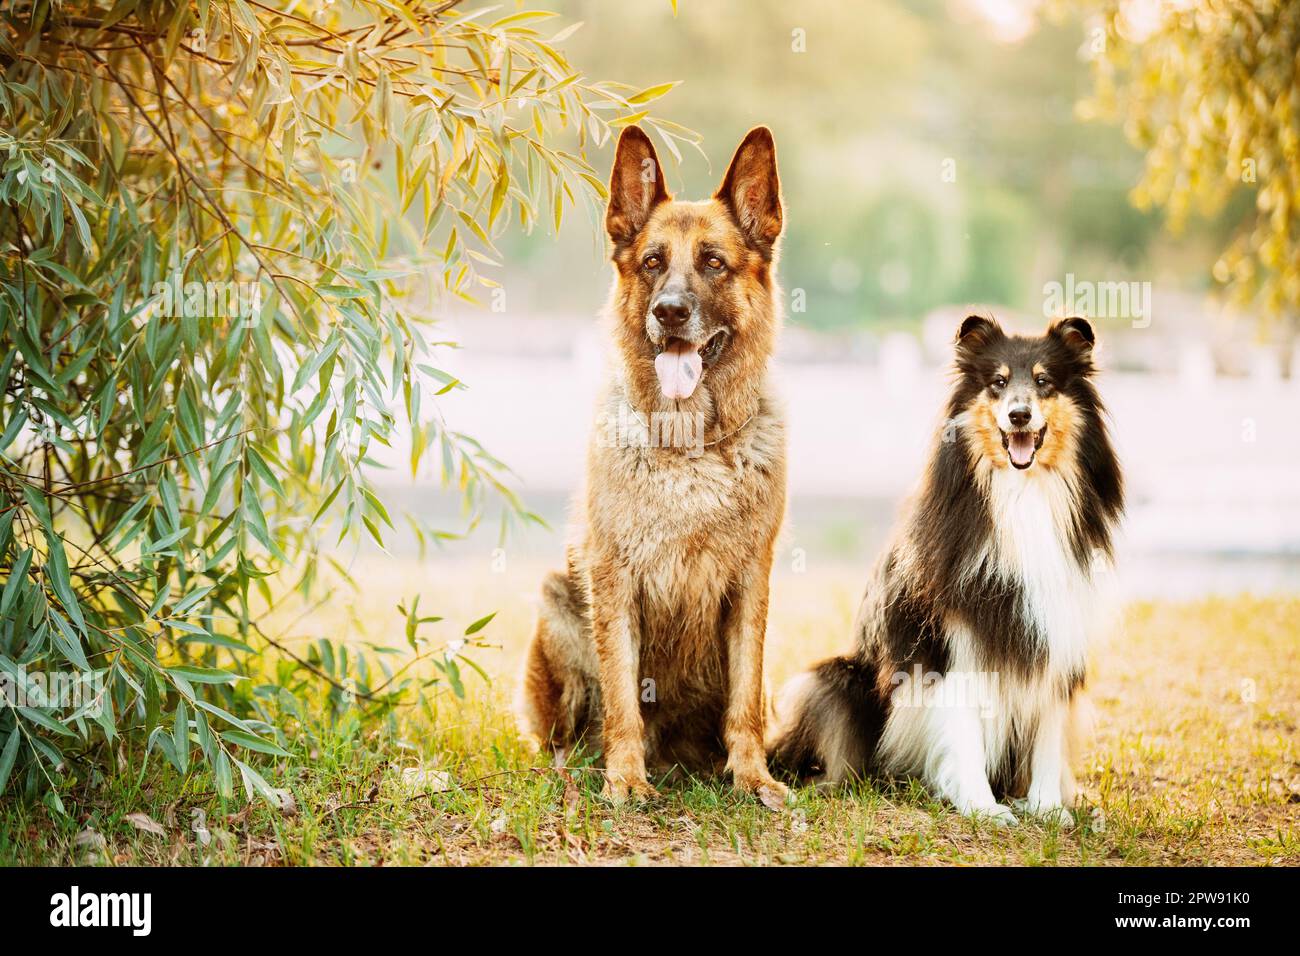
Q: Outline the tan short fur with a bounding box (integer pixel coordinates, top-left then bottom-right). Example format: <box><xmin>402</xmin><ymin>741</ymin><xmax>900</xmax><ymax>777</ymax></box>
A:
<box><xmin>518</xmin><ymin>126</ymin><xmax>788</xmax><ymax>807</ymax></box>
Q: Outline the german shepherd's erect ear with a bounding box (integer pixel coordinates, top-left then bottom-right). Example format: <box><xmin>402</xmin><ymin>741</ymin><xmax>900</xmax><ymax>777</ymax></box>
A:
<box><xmin>715</xmin><ymin>126</ymin><xmax>783</xmax><ymax>257</ymax></box>
<box><xmin>605</xmin><ymin>126</ymin><xmax>670</xmax><ymax>245</ymax></box>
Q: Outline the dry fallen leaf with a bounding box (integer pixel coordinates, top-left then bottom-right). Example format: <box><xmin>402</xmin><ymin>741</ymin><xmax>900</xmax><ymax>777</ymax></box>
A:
<box><xmin>400</xmin><ymin>766</ymin><xmax>452</xmax><ymax>793</ymax></box>
<box><xmin>758</xmin><ymin>784</ymin><xmax>790</xmax><ymax>813</ymax></box>
<box><xmin>75</xmin><ymin>829</ymin><xmax>107</xmax><ymax>852</ymax></box>
<box><xmin>123</xmin><ymin>813</ymin><xmax>166</xmax><ymax>838</ymax></box>
<box><xmin>271</xmin><ymin>788</ymin><xmax>298</xmax><ymax>816</ymax></box>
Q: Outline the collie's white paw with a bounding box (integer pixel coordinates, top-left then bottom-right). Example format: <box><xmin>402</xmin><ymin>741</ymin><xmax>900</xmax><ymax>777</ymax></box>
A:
<box><xmin>1012</xmin><ymin>798</ymin><xmax>1075</xmax><ymax>827</ymax></box>
<box><xmin>967</xmin><ymin>803</ymin><xmax>1018</xmax><ymax>827</ymax></box>
<box><xmin>1038</xmin><ymin>805</ymin><xmax>1075</xmax><ymax>827</ymax></box>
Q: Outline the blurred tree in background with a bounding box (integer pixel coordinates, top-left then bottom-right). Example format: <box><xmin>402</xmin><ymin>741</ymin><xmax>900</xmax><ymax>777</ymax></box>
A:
<box><xmin>494</xmin><ymin>0</ymin><xmax>1172</xmax><ymax>331</ymax></box>
<box><xmin>1084</xmin><ymin>0</ymin><xmax>1300</xmax><ymax>347</ymax></box>
<box><xmin>0</xmin><ymin>0</ymin><xmax>677</xmax><ymax>806</ymax></box>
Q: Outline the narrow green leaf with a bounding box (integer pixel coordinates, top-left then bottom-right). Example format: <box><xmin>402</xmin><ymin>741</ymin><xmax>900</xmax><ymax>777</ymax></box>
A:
<box><xmin>165</xmin><ymin>665</ymin><xmax>241</xmax><ymax>685</ymax></box>
<box><xmin>0</xmin><ymin>729</ymin><xmax>20</xmax><ymax>795</ymax></box>
<box><xmin>224</xmin><ymin>730</ymin><xmax>291</xmax><ymax>758</ymax></box>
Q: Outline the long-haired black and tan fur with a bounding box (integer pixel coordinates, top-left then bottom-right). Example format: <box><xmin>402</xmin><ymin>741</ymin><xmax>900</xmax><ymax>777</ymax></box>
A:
<box><xmin>769</xmin><ymin>315</ymin><xmax>1123</xmax><ymax>824</ymax></box>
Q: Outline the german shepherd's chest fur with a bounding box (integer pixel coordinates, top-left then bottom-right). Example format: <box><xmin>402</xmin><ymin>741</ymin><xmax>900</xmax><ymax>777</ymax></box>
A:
<box><xmin>582</xmin><ymin>383</ymin><xmax>786</xmax><ymax>697</ymax></box>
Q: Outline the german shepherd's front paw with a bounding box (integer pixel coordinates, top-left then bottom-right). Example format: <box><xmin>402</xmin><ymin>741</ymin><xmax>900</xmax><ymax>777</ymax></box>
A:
<box><xmin>734</xmin><ymin>770</ymin><xmax>790</xmax><ymax>811</ymax></box>
<box><xmin>601</xmin><ymin>770</ymin><xmax>660</xmax><ymax>805</ymax></box>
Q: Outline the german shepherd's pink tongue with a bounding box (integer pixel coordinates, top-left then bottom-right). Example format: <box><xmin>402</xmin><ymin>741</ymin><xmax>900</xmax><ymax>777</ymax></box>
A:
<box><xmin>1008</xmin><ymin>431</ymin><xmax>1036</xmax><ymax>467</ymax></box>
<box><xmin>655</xmin><ymin>341</ymin><xmax>703</xmax><ymax>400</ymax></box>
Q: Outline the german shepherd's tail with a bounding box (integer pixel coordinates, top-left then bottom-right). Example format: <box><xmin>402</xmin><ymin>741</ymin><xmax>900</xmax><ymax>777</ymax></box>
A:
<box><xmin>767</xmin><ymin>655</ymin><xmax>889</xmax><ymax>783</ymax></box>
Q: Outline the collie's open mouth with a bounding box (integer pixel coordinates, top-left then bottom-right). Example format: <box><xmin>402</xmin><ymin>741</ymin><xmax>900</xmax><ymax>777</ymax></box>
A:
<box><xmin>1000</xmin><ymin>426</ymin><xmax>1046</xmax><ymax>469</ymax></box>
<box><xmin>653</xmin><ymin>330</ymin><xmax>729</xmax><ymax>400</ymax></box>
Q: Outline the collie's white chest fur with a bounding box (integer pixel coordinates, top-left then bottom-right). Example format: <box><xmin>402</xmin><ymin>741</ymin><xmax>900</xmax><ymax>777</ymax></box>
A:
<box><xmin>985</xmin><ymin>467</ymin><xmax>1096</xmax><ymax>681</ymax></box>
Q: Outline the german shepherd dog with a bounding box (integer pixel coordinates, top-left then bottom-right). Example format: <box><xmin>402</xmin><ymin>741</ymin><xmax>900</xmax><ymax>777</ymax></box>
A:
<box><xmin>519</xmin><ymin>126</ymin><xmax>789</xmax><ymax>807</ymax></box>
<box><xmin>769</xmin><ymin>315</ymin><xmax>1123</xmax><ymax>824</ymax></box>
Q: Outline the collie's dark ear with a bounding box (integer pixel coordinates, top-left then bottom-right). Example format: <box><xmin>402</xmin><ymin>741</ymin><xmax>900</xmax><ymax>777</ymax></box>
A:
<box><xmin>1050</xmin><ymin>316</ymin><xmax>1095</xmax><ymax>355</ymax></box>
<box><xmin>606</xmin><ymin>126</ymin><xmax>669</xmax><ymax>245</ymax></box>
<box><xmin>956</xmin><ymin>315</ymin><xmax>1001</xmax><ymax>353</ymax></box>
<box><xmin>715</xmin><ymin>126</ymin><xmax>783</xmax><ymax>254</ymax></box>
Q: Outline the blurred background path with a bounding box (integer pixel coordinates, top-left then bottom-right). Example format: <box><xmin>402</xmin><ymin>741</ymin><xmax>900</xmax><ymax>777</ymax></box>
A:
<box><xmin>367</xmin><ymin>313</ymin><xmax>1300</xmax><ymax>602</ymax></box>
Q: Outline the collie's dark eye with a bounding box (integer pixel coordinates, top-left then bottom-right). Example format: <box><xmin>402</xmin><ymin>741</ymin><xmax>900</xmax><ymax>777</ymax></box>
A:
<box><xmin>705</xmin><ymin>255</ymin><xmax>724</xmax><ymax>271</ymax></box>
<box><xmin>992</xmin><ymin>376</ymin><xmax>1007</xmax><ymax>389</ymax></box>
<box><xmin>643</xmin><ymin>254</ymin><xmax>661</xmax><ymax>270</ymax></box>
<box><xmin>1035</xmin><ymin>374</ymin><xmax>1050</xmax><ymax>388</ymax></box>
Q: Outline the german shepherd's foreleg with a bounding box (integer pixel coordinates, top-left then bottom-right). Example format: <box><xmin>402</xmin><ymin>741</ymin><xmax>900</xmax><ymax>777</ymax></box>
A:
<box><xmin>723</xmin><ymin>553</ymin><xmax>789</xmax><ymax>809</ymax></box>
<box><xmin>587</xmin><ymin>557</ymin><xmax>658</xmax><ymax>802</ymax></box>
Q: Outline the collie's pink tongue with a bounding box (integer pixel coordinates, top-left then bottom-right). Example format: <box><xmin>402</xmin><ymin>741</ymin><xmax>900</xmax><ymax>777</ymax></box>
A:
<box><xmin>1008</xmin><ymin>431</ymin><xmax>1036</xmax><ymax>467</ymax></box>
<box><xmin>654</xmin><ymin>341</ymin><xmax>702</xmax><ymax>400</ymax></box>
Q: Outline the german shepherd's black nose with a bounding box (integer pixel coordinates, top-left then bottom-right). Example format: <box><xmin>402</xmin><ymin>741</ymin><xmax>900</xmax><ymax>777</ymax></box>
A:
<box><xmin>1008</xmin><ymin>405</ymin><xmax>1032</xmax><ymax>427</ymax></box>
<box><xmin>651</xmin><ymin>294</ymin><xmax>691</xmax><ymax>327</ymax></box>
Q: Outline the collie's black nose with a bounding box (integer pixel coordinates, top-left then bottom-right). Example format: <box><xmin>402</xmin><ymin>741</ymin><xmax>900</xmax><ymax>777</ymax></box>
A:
<box><xmin>1008</xmin><ymin>405</ymin><xmax>1032</xmax><ymax>428</ymax></box>
<box><xmin>651</xmin><ymin>294</ymin><xmax>691</xmax><ymax>327</ymax></box>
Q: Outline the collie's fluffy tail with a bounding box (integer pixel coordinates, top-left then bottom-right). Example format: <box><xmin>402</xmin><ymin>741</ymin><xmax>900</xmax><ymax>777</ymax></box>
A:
<box><xmin>767</xmin><ymin>656</ymin><xmax>888</xmax><ymax>784</ymax></box>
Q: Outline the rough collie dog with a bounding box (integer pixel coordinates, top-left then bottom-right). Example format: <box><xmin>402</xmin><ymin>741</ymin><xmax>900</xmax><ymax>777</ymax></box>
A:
<box><xmin>769</xmin><ymin>315</ymin><xmax>1123</xmax><ymax>824</ymax></box>
<box><xmin>518</xmin><ymin>126</ymin><xmax>789</xmax><ymax>808</ymax></box>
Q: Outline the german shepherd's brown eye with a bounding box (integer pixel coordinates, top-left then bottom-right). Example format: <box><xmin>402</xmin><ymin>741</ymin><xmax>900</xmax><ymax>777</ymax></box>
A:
<box><xmin>706</xmin><ymin>255</ymin><xmax>724</xmax><ymax>271</ymax></box>
<box><xmin>642</xmin><ymin>254</ymin><xmax>661</xmax><ymax>270</ymax></box>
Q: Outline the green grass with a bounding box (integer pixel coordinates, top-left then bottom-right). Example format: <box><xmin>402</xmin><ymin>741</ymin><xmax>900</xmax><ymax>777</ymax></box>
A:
<box><xmin>2</xmin><ymin>565</ymin><xmax>1297</xmax><ymax>866</ymax></box>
